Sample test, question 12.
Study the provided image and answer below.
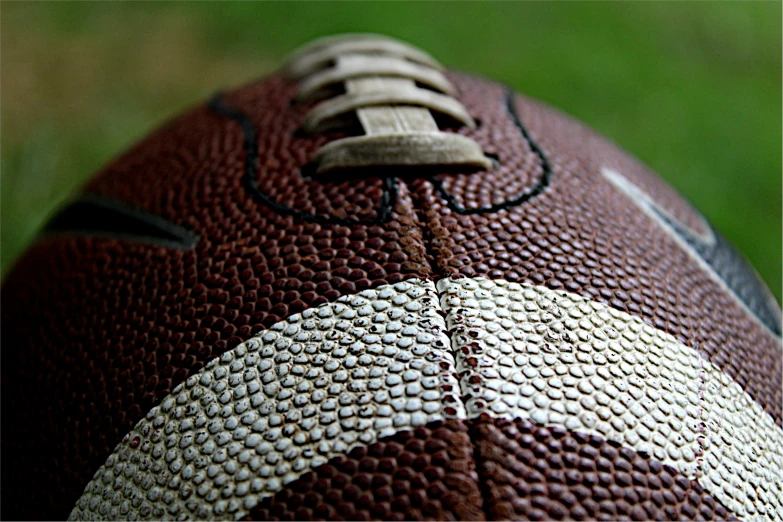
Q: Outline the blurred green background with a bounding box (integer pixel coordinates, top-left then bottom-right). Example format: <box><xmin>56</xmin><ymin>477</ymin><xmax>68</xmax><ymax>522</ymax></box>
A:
<box><xmin>2</xmin><ymin>2</ymin><xmax>780</xmax><ymax>301</ymax></box>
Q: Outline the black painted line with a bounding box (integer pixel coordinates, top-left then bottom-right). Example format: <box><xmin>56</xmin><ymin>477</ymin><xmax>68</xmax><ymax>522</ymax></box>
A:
<box><xmin>44</xmin><ymin>193</ymin><xmax>200</xmax><ymax>249</ymax></box>
<box><xmin>431</xmin><ymin>87</ymin><xmax>553</xmax><ymax>215</ymax></box>
<box><xmin>653</xmin><ymin>206</ymin><xmax>782</xmax><ymax>336</ymax></box>
<box><xmin>207</xmin><ymin>94</ymin><xmax>397</xmax><ymax>227</ymax></box>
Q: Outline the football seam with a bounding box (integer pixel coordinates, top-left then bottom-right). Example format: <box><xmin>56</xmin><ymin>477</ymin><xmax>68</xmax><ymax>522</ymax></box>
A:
<box><xmin>207</xmin><ymin>87</ymin><xmax>554</xmax><ymax>228</ymax></box>
<box><xmin>406</xmin><ymin>164</ymin><xmax>491</xmax><ymax>520</ymax></box>
<box><xmin>428</xmin><ymin>87</ymin><xmax>553</xmax><ymax>216</ymax></box>
<box><xmin>407</xmin><ymin>86</ymin><xmax>556</xmax><ymax>519</ymax></box>
<box><xmin>207</xmin><ymin>93</ymin><xmax>399</xmax><ymax>227</ymax></box>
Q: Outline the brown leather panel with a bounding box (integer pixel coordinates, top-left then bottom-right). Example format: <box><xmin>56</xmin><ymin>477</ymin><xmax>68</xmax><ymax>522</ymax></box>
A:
<box><xmin>0</xmin><ymin>76</ymin><xmax>432</xmax><ymax>520</ymax></box>
<box><xmin>3</xmin><ymin>65</ymin><xmax>779</xmax><ymax>522</ymax></box>
<box><xmin>242</xmin><ymin>420</ymin><xmax>485</xmax><ymax>521</ymax></box>
<box><xmin>433</xmin><ymin>75</ymin><xmax>542</xmax><ymax>213</ymax></box>
<box><xmin>444</xmin><ymin>71</ymin><xmax>707</xmax><ymax>237</ymax></box>
<box><xmin>571</xmin><ymin>125</ymin><xmax>712</xmax><ymax>240</ymax></box>
<box><xmin>87</xmin><ymin>78</ymin><xmax>387</xmax><ymax>226</ymax></box>
<box><xmin>243</xmin><ymin>418</ymin><xmax>736</xmax><ymax>521</ymax></box>
<box><xmin>472</xmin><ymin>417</ymin><xmax>734</xmax><ymax>521</ymax></box>
<box><xmin>409</xmin><ymin>73</ymin><xmax>782</xmax><ymax>425</ymax></box>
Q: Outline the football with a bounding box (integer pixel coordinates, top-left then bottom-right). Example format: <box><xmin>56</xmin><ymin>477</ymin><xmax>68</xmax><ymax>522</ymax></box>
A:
<box><xmin>2</xmin><ymin>34</ymin><xmax>781</xmax><ymax>521</ymax></box>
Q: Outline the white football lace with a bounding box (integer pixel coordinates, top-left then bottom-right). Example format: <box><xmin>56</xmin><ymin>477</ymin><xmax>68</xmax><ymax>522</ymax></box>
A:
<box><xmin>283</xmin><ymin>34</ymin><xmax>493</xmax><ymax>176</ymax></box>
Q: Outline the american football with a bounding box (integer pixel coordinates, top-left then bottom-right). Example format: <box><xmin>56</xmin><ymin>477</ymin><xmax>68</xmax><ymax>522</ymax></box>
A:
<box><xmin>2</xmin><ymin>33</ymin><xmax>781</xmax><ymax>521</ymax></box>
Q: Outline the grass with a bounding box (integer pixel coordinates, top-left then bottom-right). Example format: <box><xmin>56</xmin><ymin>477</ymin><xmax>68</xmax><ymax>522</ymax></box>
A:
<box><xmin>2</xmin><ymin>2</ymin><xmax>780</xmax><ymax>300</ymax></box>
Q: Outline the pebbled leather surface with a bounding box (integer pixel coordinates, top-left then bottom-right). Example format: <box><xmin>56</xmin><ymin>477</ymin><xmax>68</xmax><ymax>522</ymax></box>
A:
<box><xmin>412</xmin><ymin>75</ymin><xmax>781</xmax><ymax>425</ymax></box>
<box><xmin>246</xmin><ymin>419</ymin><xmax>734</xmax><ymax>521</ymax></box>
<box><xmin>244</xmin><ymin>420</ymin><xmax>484</xmax><ymax>521</ymax></box>
<box><xmin>1</xmin><ymin>71</ymin><xmax>779</xmax><ymax>520</ymax></box>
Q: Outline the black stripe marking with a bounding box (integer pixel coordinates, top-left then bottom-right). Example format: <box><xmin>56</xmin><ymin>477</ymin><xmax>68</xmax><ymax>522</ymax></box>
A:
<box><xmin>208</xmin><ymin>88</ymin><xmax>550</xmax><ymax>226</ymax></box>
<box><xmin>430</xmin><ymin>87</ymin><xmax>552</xmax><ymax>215</ymax></box>
<box><xmin>603</xmin><ymin>167</ymin><xmax>781</xmax><ymax>337</ymax></box>
<box><xmin>208</xmin><ymin>94</ymin><xmax>398</xmax><ymax>227</ymax></box>
<box><xmin>654</xmin><ymin>208</ymin><xmax>782</xmax><ymax>336</ymax></box>
<box><xmin>44</xmin><ymin>194</ymin><xmax>199</xmax><ymax>249</ymax></box>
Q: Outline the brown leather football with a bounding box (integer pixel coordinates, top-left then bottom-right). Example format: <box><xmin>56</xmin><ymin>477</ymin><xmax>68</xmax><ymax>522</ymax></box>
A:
<box><xmin>2</xmin><ymin>34</ymin><xmax>781</xmax><ymax>521</ymax></box>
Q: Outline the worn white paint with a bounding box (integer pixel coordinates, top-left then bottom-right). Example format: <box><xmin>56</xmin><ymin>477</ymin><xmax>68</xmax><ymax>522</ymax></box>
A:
<box><xmin>69</xmin><ymin>280</ymin><xmax>462</xmax><ymax>521</ymax></box>
<box><xmin>440</xmin><ymin>277</ymin><xmax>783</xmax><ymax>519</ymax></box>
<box><xmin>71</xmin><ymin>278</ymin><xmax>783</xmax><ymax>521</ymax></box>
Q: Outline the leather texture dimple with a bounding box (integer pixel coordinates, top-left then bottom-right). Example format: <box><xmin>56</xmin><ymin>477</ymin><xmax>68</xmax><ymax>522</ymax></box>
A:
<box><xmin>472</xmin><ymin>418</ymin><xmax>735</xmax><ymax>521</ymax></box>
<box><xmin>408</xmin><ymin>74</ymin><xmax>781</xmax><ymax>426</ymax></box>
<box><xmin>243</xmin><ymin>420</ymin><xmax>485</xmax><ymax>521</ymax></box>
<box><xmin>1</xmin><ymin>67</ymin><xmax>780</xmax><ymax>522</ymax></box>
<box><xmin>0</xmin><ymin>76</ymin><xmax>433</xmax><ymax>520</ymax></box>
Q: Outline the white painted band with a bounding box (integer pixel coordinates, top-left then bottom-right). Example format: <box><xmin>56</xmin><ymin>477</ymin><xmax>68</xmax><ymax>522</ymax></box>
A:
<box><xmin>70</xmin><ymin>278</ymin><xmax>783</xmax><ymax>521</ymax></box>
<box><xmin>69</xmin><ymin>280</ymin><xmax>463</xmax><ymax>521</ymax></box>
<box><xmin>440</xmin><ymin>277</ymin><xmax>783</xmax><ymax>520</ymax></box>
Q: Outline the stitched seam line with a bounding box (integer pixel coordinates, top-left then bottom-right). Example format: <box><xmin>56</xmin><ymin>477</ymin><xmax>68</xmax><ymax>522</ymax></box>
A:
<box><xmin>430</xmin><ymin>87</ymin><xmax>552</xmax><ymax>216</ymax></box>
<box><xmin>405</xmin><ymin>194</ymin><xmax>494</xmax><ymax>520</ymax></box>
<box><xmin>208</xmin><ymin>88</ymin><xmax>551</xmax><ymax>228</ymax></box>
<box><xmin>421</xmin><ymin>87</ymin><xmax>552</xmax><ymax>521</ymax></box>
<box><xmin>207</xmin><ymin>94</ymin><xmax>398</xmax><ymax>227</ymax></box>
<box><xmin>210</xmin><ymin>87</ymin><xmax>555</xmax><ymax>519</ymax></box>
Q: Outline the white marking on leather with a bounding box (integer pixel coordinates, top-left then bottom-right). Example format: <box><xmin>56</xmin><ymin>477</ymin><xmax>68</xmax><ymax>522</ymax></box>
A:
<box><xmin>439</xmin><ymin>277</ymin><xmax>783</xmax><ymax>519</ymax></box>
<box><xmin>69</xmin><ymin>280</ymin><xmax>462</xmax><ymax>521</ymax></box>
<box><xmin>71</xmin><ymin>277</ymin><xmax>783</xmax><ymax>520</ymax></box>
